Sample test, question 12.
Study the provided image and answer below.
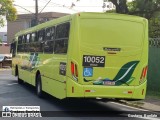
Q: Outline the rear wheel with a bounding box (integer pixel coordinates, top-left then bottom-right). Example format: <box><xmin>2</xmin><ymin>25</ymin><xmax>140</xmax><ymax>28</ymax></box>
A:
<box><xmin>36</xmin><ymin>74</ymin><xmax>43</xmax><ymax>98</ymax></box>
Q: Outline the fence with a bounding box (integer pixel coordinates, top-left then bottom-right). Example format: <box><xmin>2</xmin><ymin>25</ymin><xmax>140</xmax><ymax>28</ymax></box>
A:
<box><xmin>147</xmin><ymin>38</ymin><xmax>160</xmax><ymax>97</ymax></box>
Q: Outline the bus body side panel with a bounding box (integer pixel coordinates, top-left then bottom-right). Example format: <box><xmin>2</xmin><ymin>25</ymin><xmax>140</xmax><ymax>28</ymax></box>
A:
<box><xmin>47</xmin><ymin>54</ymin><xmax>67</xmax><ymax>99</ymax></box>
<box><xmin>13</xmin><ymin>54</ymin><xmax>32</xmax><ymax>85</ymax></box>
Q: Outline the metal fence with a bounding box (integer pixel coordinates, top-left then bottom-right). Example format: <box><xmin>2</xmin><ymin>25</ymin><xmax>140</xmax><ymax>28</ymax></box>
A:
<box><xmin>149</xmin><ymin>38</ymin><xmax>160</xmax><ymax>47</ymax></box>
<box><xmin>147</xmin><ymin>38</ymin><xmax>160</xmax><ymax>97</ymax></box>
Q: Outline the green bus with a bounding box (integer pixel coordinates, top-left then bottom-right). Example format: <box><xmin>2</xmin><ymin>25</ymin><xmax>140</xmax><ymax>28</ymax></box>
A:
<box><xmin>11</xmin><ymin>12</ymin><xmax>148</xmax><ymax>100</ymax></box>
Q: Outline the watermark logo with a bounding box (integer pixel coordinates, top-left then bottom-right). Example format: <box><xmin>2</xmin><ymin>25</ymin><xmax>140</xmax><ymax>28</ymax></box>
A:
<box><xmin>2</xmin><ymin>106</ymin><xmax>42</xmax><ymax>117</ymax></box>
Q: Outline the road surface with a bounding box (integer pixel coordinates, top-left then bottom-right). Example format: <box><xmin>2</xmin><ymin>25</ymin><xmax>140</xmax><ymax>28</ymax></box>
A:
<box><xmin>0</xmin><ymin>69</ymin><xmax>159</xmax><ymax>120</ymax></box>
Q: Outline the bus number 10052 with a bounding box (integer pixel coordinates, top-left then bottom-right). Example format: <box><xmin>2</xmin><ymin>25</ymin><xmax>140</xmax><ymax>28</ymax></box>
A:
<box><xmin>83</xmin><ymin>55</ymin><xmax>105</xmax><ymax>67</ymax></box>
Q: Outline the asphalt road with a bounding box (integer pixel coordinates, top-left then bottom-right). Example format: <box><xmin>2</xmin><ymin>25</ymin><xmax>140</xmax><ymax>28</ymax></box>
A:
<box><xmin>0</xmin><ymin>69</ymin><xmax>159</xmax><ymax>120</ymax></box>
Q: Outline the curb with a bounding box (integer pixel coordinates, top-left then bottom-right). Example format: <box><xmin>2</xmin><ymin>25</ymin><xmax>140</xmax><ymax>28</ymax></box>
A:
<box><xmin>118</xmin><ymin>100</ymin><xmax>145</xmax><ymax>109</ymax></box>
<box><xmin>117</xmin><ymin>100</ymin><xmax>160</xmax><ymax>112</ymax></box>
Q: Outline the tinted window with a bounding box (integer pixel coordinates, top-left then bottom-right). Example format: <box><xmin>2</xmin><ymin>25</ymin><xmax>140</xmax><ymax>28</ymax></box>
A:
<box><xmin>31</xmin><ymin>32</ymin><xmax>36</xmax><ymax>42</ymax></box>
<box><xmin>24</xmin><ymin>43</ymin><xmax>30</xmax><ymax>52</ymax></box>
<box><xmin>54</xmin><ymin>22</ymin><xmax>70</xmax><ymax>54</ymax></box>
<box><xmin>56</xmin><ymin>22</ymin><xmax>70</xmax><ymax>39</ymax></box>
<box><xmin>45</xmin><ymin>27</ymin><xmax>55</xmax><ymax>41</ymax></box>
<box><xmin>38</xmin><ymin>30</ymin><xmax>45</xmax><ymax>41</ymax></box>
<box><xmin>44</xmin><ymin>40</ymin><xmax>54</xmax><ymax>53</ymax></box>
<box><xmin>54</xmin><ymin>39</ymin><xmax>68</xmax><ymax>54</ymax></box>
<box><xmin>18</xmin><ymin>36</ymin><xmax>22</xmax><ymax>44</ymax></box>
<box><xmin>26</xmin><ymin>34</ymin><xmax>30</xmax><ymax>43</ymax></box>
<box><xmin>35</xmin><ymin>42</ymin><xmax>43</xmax><ymax>52</ymax></box>
<box><xmin>22</xmin><ymin>35</ymin><xmax>26</xmax><ymax>43</ymax></box>
<box><xmin>17</xmin><ymin>44</ymin><xmax>23</xmax><ymax>52</ymax></box>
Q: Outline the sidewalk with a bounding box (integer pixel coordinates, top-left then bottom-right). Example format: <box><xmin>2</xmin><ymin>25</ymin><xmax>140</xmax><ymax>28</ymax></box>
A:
<box><xmin>119</xmin><ymin>97</ymin><xmax>160</xmax><ymax>111</ymax></box>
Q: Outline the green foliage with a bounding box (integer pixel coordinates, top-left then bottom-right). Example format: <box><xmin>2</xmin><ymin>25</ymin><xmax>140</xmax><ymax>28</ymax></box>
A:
<box><xmin>0</xmin><ymin>0</ymin><xmax>17</xmax><ymax>27</ymax></box>
<box><xmin>127</xmin><ymin>0</ymin><xmax>160</xmax><ymax>38</ymax></box>
<box><xmin>128</xmin><ymin>0</ymin><xmax>160</xmax><ymax>19</ymax></box>
<box><xmin>149</xmin><ymin>18</ymin><xmax>160</xmax><ymax>38</ymax></box>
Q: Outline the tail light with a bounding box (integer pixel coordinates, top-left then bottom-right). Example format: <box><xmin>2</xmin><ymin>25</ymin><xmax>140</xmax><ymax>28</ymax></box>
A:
<box><xmin>71</xmin><ymin>61</ymin><xmax>78</xmax><ymax>80</ymax></box>
<box><xmin>71</xmin><ymin>62</ymin><xmax>75</xmax><ymax>75</ymax></box>
<box><xmin>140</xmin><ymin>66</ymin><xmax>148</xmax><ymax>80</ymax></box>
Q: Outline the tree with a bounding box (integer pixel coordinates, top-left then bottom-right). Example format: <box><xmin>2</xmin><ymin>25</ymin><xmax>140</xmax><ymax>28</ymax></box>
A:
<box><xmin>127</xmin><ymin>0</ymin><xmax>160</xmax><ymax>37</ymax></box>
<box><xmin>128</xmin><ymin>0</ymin><xmax>160</xmax><ymax>19</ymax></box>
<box><xmin>0</xmin><ymin>0</ymin><xmax>17</xmax><ymax>27</ymax></box>
<box><xmin>109</xmin><ymin>0</ymin><xmax>129</xmax><ymax>14</ymax></box>
<box><xmin>109</xmin><ymin>0</ymin><xmax>160</xmax><ymax>19</ymax></box>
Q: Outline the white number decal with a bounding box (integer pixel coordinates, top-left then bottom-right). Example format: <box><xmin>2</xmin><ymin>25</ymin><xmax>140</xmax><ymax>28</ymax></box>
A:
<box><xmin>84</xmin><ymin>56</ymin><xmax>104</xmax><ymax>63</ymax></box>
<box><xmin>100</xmin><ymin>57</ymin><xmax>104</xmax><ymax>63</ymax></box>
<box><xmin>96</xmin><ymin>57</ymin><xmax>100</xmax><ymax>63</ymax></box>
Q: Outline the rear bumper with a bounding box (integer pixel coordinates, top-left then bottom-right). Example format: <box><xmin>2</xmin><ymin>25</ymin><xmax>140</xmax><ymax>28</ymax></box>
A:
<box><xmin>66</xmin><ymin>78</ymin><xmax>146</xmax><ymax>99</ymax></box>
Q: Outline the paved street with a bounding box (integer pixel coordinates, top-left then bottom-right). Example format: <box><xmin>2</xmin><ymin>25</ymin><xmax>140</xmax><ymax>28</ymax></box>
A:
<box><xmin>0</xmin><ymin>69</ymin><xmax>159</xmax><ymax>120</ymax></box>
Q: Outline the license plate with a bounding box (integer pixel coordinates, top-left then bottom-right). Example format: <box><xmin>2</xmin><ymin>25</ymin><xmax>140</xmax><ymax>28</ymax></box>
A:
<box><xmin>83</xmin><ymin>55</ymin><xmax>105</xmax><ymax>67</ymax></box>
<box><xmin>104</xmin><ymin>81</ymin><xmax>115</xmax><ymax>86</ymax></box>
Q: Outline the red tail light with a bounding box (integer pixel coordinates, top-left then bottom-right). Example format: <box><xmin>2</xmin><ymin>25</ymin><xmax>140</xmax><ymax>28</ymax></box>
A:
<box><xmin>143</xmin><ymin>66</ymin><xmax>148</xmax><ymax>78</ymax></box>
<box><xmin>71</xmin><ymin>61</ymin><xmax>78</xmax><ymax>79</ymax></box>
<box><xmin>71</xmin><ymin>62</ymin><xmax>74</xmax><ymax>75</ymax></box>
<box><xmin>140</xmin><ymin>66</ymin><xmax>148</xmax><ymax>80</ymax></box>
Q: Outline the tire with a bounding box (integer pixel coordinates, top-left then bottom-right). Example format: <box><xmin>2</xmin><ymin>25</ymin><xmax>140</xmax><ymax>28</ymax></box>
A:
<box><xmin>36</xmin><ymin>74</ymin><xmax>43</xmax><ymax>98</ymax></box>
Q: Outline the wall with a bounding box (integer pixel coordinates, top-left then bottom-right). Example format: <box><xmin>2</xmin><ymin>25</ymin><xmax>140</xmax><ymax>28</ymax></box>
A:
<box><xmin>0</xmin><ymin>43</ymin><xmax>10</xmax><ymax>54</ymax></box>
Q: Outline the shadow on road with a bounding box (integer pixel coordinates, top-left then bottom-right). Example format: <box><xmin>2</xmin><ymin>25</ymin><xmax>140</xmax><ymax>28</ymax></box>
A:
<box><xmin>20</xmin><ymin>82</ymin><xmax>126</xmax><ymax>117</ymax></box>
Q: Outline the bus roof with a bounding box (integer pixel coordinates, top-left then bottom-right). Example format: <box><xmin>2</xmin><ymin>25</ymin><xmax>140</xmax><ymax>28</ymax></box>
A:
<box><xmin>15</xmin><ymin>12</ymin><xmax>146</xmax><ymax>39</ymax></box>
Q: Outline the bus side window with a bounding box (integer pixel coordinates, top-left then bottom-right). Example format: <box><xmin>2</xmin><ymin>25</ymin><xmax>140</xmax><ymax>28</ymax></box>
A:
<box><xmin>17</xmin><ymin>44</ymin><xmax>23</xmax><ymax>53</ymax></box>
<box><xmin>44</xmin><ymin>27</ymin><xmax>55</xmax><ymax>54</ymax></box>
<box><xmin>22</xmin><ymin>35</ymin><xmax>26</xmax><ymax>43</ymax></box>
<box><xmin>27</xmin><ymin>34</ymin><xmax>31</xmax><ymax>43</ymax></box>
<box><xmin>38</xmin><ymin>30</ymin><xmax>45</xmax><ymax>42</ymax></box>
<box><xmin>54</xmin><ymin>22</ymin><xmax>70</xmax><ymax>54</ymax></box>
<box><xmin>18</xmin><ymin>36</ymin><xmax>22</xmax><ymax>44</ymax></box>
<box><xmin>31</xmin><ymin>32</ymin><xmax>36</xmax><ymax>42</ymax></box>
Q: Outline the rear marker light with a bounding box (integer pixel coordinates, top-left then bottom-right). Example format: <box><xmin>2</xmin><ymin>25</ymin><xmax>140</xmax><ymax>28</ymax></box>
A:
<box><xmin>128</xmin><ymin>91</ymin><xmax>133</xmax><ymax>94</ymax></box>
<box><xmin>85</xmin><ymin>90</ymin><xmax>90</xmax><ymax>92</ymax></box>
<box><xmin>85</xmin><ymin>90</ymin><xmax>95</xmax><ymax>93</ymax></box>
<box><xmin>142</xmin><ymin>89</ymin><xmax>144</xmax><ymax>95</ymax></box>
<box><xmin>72</xmin><ymin>86</ymin><xmax>74</xmax><ymax>93</ymax></box>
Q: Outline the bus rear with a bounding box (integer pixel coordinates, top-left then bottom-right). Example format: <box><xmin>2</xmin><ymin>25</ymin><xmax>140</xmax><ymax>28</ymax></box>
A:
<box><xmin>67</xmin><ymin>13</ymin><xmax>148</xmax><ymax>100</ymax></box>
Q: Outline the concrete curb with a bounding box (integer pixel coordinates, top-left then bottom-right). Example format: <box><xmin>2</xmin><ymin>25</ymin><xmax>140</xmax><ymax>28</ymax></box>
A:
<box><xmin>118</xmin><ymin>100</ymin><xmax>160</xmax><ymax>111</ymax></box>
